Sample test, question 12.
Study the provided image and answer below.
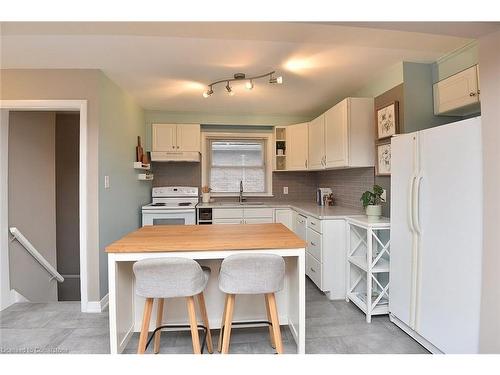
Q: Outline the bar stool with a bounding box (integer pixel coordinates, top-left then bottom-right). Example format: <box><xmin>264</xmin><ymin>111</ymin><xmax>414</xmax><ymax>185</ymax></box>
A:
<box><xmin>217</xmin><ymin>253</ymin><xmax>285</xmax><ymax>354</ymax></box>
<box><xmin>133</xmin><ymin>257</ymin><xmax>213</xmax><ymax>354</ymax></box>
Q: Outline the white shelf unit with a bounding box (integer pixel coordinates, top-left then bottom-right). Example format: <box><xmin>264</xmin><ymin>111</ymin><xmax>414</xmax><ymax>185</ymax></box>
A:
<box><xmin>133</xmin><ymin>161</ymin><xmax>151</xmax><ymax>170</ymax></box>
<box><xmin>346</xmin><ymin>217</ymin><xmax>391</xmax><ymax>323</ymax></box>
<box><xmin>274</xmin><ymin>126</ymin><xmax>287</xmax><ymax>171</ymax></box>
<box><xmin>137</xmin><ymin>173</ymin><xmax>154</xmax><ymax>181</ymax></box>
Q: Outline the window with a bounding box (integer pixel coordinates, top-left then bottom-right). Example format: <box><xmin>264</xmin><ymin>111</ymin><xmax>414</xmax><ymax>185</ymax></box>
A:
<box><xmin>208</xmin><ymin>139</ymin><xmax>266</xmax><ymax>193</ymax></box>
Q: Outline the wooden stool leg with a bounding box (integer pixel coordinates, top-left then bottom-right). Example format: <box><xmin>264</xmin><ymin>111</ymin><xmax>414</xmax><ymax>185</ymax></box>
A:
<box><xmin>153</xmin><ymin>298</ymin><xmax>164</xmax><ymax>354</ymax></box>
<box><xmin>197</xmin><ymin>292</ymin><xmax>213</xmax><ymax>354</ymax></box>
<box><xmin>218</xmin><ymin>294</ymin><xmax>229</xmax><ymax>352</ymax></box>
<box><xmin>221</xmin><ymin>294</ymin><xmax>235</xmax><ymax>354</ymax></box>
<box><xmin>137</xmin><ymin>298</ymin><xmax>154</xmax><ymax>354</ymax></box>
<box><xmin>266</xmin><ymin>293</ymin><xmax>283</xmax><ymax>354</ymax></box>
<box><xmin>187</xmin><ymin>296</ymin><xmax>201</xmax><ymax>354</ymax></box>
<box><xmin>264</xmin><ymin>294</ymin><xmax>276</xmax><ymax>349</ymax></box>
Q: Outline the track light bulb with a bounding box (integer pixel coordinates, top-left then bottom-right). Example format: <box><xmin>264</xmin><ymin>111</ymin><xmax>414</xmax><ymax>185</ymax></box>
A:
<box><xmin>269</xmin><ymin>75</ymin><xmax>283</xmax><ymax>84</ymax></box>
<box><xmin>245</xmin><ymin>80</ymin><xmax>254</xmax><ymax>90</ymax></box>
<box><xmin>226</xmin><ymin>82</ymin><xmax>234</xmax><ymax>96</ymax></box>
<box><xmin>203</xmin><ymin>87</ymin><xmax>213</xmax><ymax>98</ymax></box>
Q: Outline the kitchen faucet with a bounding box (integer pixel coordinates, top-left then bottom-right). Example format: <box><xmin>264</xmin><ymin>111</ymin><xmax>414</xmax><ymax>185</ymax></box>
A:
<box><xmin>239</xmin><ymin>180</ymin><xmax>244</xmax><ymax>203</ymax></box>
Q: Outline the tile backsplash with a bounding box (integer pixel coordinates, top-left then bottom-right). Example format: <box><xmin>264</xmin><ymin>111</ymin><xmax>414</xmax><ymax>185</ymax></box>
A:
<box><xmin>316</xmin><ymin>167</ymin><xmax>375</xmax><ymax>209</ymax></box>
<box><xmin>151</xmin><ymin>162</ymin><xmax>374</xmax><ymax>209</ymax></box>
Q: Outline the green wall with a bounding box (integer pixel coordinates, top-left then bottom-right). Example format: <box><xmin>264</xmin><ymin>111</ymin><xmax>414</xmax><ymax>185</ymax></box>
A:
<box><xmin>98</xmin><ymin>73</ymin><xmax>150</xmax><ymax>297</ymax></box>
<box><xmin>432</xmin><ymin>41</ymin><xmax>478</xmax><ymax>83</ymax></box>
<box><xmin>352</xmin><ymin>62</ymin><xmax>404</xmax><ymax>98</ymax></box>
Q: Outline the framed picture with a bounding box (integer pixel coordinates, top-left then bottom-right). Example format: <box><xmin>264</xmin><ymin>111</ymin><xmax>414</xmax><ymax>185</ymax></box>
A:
<box><xmin>376</xmin><ymin>101</ymin><xmax>399</xmax><ymax>140</ymax></box>
<box><xmin>376</xmin><ymin>141</ymin><xmax>392</xmax><ymax>176</ymax></box>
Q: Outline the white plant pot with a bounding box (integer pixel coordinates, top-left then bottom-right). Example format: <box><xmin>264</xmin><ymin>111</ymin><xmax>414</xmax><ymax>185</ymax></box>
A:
<box><xmin>202</xmin><ymin>193</ymin><xmax>211</xmax><ymax>203</ymax></box>
<box><xmin>365</xmin><ymin>205</ymin><xmax>382</xmax><ymax>222</ymax></box>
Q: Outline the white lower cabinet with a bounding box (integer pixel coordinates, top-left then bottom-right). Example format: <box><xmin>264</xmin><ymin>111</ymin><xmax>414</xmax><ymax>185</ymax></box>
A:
<box><xmin>213</xmin><ymin>218</ymin><xmax>244</xmax><ymax>224</ymax></box>
<box><xmin>306</xmin><ymin>252</ymin><xmax>322</xmax><ymax>289</ymax></box>
<box><xmin>274</xmin><ymin>208</ymin><xmax>293</xmax><ymax>230</ymax></box>
<box><xmin>212</xmin><ymin>207</ymin><xmax>273</xmax><ymax>224</ymax></box>
<box><xmin>303</xmin><ymin>215</ymin><xmax>346</xmax><ymax>300</ymax></box>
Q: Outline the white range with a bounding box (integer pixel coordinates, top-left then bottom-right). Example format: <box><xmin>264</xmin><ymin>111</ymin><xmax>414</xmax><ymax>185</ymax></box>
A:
<box><xmin>141</xmin><ymin>186</ymin><xmax>199</xmax><ymax>226</ymax></box>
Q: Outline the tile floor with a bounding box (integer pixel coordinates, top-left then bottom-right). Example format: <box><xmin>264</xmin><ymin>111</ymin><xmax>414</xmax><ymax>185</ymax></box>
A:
<box><xmin>0</xmin><ymin>279</ymin><xmax>428</xmax><ymax>354</ymax></box>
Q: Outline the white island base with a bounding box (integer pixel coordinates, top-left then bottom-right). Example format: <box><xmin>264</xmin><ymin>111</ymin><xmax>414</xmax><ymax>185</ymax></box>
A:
<box><xmin>108</xmin><ymin>248</ymin><xmax>305</xmax><ymax>354</ymax></box>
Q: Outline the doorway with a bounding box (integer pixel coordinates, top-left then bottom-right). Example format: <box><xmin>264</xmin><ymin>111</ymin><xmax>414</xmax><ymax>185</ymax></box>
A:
<box><xmin>0</xmin><ymin>100</ymin><xmax>89</xmax><ymax>311</ymax></box>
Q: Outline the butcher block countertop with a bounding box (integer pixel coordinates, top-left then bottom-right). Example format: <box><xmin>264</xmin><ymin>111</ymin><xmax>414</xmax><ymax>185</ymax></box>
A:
<box><xmin>105</xmin><ymin>223</ymin><xmax>306</xmax><ymax>253</ymax></box>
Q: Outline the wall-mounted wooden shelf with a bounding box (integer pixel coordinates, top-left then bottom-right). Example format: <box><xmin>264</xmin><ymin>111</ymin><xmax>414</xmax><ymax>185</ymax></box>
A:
<box><xmin>138</xmin><ymin>173</ymin><xmax>154</xmax><ymax>181</ymax></box>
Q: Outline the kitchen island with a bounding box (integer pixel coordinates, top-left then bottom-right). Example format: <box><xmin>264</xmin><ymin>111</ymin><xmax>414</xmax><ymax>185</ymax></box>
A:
<box><xmin>106</xmin><ymin>223</ymin><xmax>306</xmax><ymax>354</ymax></box>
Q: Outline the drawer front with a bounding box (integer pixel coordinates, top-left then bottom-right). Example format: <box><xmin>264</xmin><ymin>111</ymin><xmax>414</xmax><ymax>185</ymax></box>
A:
<box><xmin>213</xmin><ymin>218</ymin><xmax>244</xmax><ymax>224</ymax></box>
<box><xmin>212</xmin><ymin>208</ymin><xmax>244</xmax><ymax>219</ymax></box>
<box><xmin>244</xmin><ymin>207</ymin><xmax>274</xmax><ymax>218</ymax></box>
<box><xmin>308</xmin><ymin>217</ymin><xmax>322</xmax><ymax>233</ymax></box>
<box><xmin>306</xmin><ymin>252</ymin><xmax>322</xmax><ymax>290</ymax></box>
<box><xmin>244</xmin><ymin>218</ymin><xmax>274</xmax><ymax>224</ymax></box>
<box><xmin>306</xmin><ymin>227</ymin><xmax>322</xmax><ymax>261</ymax></box>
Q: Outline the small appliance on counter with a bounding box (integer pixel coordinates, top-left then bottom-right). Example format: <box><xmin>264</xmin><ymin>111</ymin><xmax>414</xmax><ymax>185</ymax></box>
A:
<box><xmin>317</xmin><ymin>187</ymin><xmax>333</xmax><ymax>206</ymax></box>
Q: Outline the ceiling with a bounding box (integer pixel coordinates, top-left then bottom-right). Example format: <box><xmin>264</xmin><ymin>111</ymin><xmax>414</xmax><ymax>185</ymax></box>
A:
<box><xmin>1</xmin><ymin>22</ymin><xmax>495</xmax><ymax>117</ymax></box>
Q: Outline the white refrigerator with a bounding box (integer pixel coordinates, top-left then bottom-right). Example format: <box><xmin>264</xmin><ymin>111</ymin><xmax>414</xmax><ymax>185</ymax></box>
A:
<box><xmin>390</xmin><ymin>116</ymin><xmax>483</xmax><ymax>354</ymax></box>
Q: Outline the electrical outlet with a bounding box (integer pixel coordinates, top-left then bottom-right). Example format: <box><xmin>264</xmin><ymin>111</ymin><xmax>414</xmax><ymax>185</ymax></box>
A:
<box><xmin>381</xmin><ymin>189</ymin><xmax>387</xmax><ymax>202</ymax></box>
<box><xmin>104</xmin><ymin>175</ymin><xmax>110</xmax><ymax>189</ymax></box>
<box><xmin>283</xmin><ymin>186</ymin><xmax>288</xmax><ymax>195</ymax></box>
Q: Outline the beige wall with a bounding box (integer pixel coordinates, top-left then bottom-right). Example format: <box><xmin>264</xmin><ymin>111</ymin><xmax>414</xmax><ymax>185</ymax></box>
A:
<box><xmin>8</xmin><ymin>111</ymin><xmax>58</xmax><ymax>302</ymax></box>
<box><xmin>478</xmin><ymin>30</ymin><xmax>500</xmax><ymax>353</ymax></box>
<box><xmin>1</xmin><ymin>69</ymin><xmax>101</xmax><ymax>301</ymax></box>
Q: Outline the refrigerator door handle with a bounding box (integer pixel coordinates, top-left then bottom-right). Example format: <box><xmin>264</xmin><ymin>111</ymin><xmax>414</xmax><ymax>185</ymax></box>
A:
<box><xmin>413</xmin><ymin>173</ymin><xmax>423</xmax><ymax>235</ymax></box>
<box><xmin>408</xmin><ymin>173</ymin><xmax>417</xmax><ymax>233</ymax></box>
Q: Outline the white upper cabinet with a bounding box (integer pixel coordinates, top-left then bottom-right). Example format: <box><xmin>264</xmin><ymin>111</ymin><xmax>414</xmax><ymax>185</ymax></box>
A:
<box><xmin>325</xmin><ymin>99</ymin><xmax>348</xmax><ymax>168</ymax></box>
<box><xmin>309</xmin><ymin>97</ymin><xmax>375</xmax><ymax>170</ymax></box>
<box><xmin>152</xmin><ymin>123</ymin><xmax>200</xmax><ymax>152</ymax></box>
<box><xmin>176</xmin><ymin>124</ymin><xmax>201</xmax><ymax>152</ymax></box>
<box><xmin>308</xmin><ymin>114</ymin><xmax>325</xmax><ymax>170</ymax></box>
<box><xmin>286</xmin><ymin>122</ymin><xmax>309</xmax><ymax>170</ymax></box>
<box><xmin>152</xmin><ymin>124</ymin><xmax>176</xmax><ymax>151</ymax></box>
<box><xmin>433</xmin><ymin>65</ymin><xmax>480</xmax><ymax>116</ymax></box>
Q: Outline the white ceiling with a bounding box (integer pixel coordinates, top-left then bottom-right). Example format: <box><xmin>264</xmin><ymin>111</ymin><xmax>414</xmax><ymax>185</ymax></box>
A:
<box><xmin>1</xmin><ymin>22</ymin><xmax>491</xmax><ymax>117</ymax></box>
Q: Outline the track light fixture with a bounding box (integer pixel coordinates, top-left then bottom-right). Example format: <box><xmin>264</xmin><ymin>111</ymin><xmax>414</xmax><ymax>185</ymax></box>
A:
<box><xmin>202</xmin><ymin>71</ymin><xmax>282</xmax><ymax>98</ymax></box>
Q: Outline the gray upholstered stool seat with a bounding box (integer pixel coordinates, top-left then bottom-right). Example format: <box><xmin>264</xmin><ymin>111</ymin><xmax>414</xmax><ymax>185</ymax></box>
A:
<box><xmin>217</xmin><ymin>253</ymin><xmax>286</xmax><ymax>354</ymax></box>
<box><xmin>132</xmin><ymin>257</ymin><xmax>213</xmax><ymax>355</ymax></box>
<box><xmin>219</xmin><ymin>253</ymin><xmax>285</xmax><ymax>294</ymax></box>
<box><xmin>133</xmin><ymin>257</ymin><xmax>210</xmax><ymax>298</ymax></box>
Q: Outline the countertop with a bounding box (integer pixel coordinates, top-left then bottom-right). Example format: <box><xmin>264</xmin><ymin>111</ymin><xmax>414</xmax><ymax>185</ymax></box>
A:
<box><xmin>196</xmin><ymin>200</ymin><xmax>366</xmax><ymax>220</ymax></box>
<box><xmin>105</xmin><ymin>223</ymin><xmax>306</xmax><ymax>253</ymax></box>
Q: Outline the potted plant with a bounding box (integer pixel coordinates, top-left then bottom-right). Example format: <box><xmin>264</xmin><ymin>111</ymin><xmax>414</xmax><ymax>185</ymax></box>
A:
<box><xmin>360</xmin><ymin>185</ymin><xmax>385</xmax><ymax>221</ymax></box>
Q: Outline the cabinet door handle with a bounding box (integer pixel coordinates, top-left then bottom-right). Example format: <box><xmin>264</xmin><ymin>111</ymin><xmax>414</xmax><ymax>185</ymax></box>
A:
<box><xmin>310</xmin><ymin>267</ymin><xmax>316</xmax><ymax>273</ymax></box>
<box><xmin>470</xmin><ymin>92</ymin><xmax>476</xmax><ymax>97</ymax></box>
<box><xmin>478</xmin><ymin>90</ymin><xmax>480</xmax><ymax>94</ymax></box>
<box><xmin>172</xmin><ymin>145</ymin><xmax>175</xmax><ymax>149</ymax></box>
<box><xmin>305</xmin><ymin>159</ymin><xmax>308</xmax><ymax>168</ymax></box>
<box><xmin>310</xmin><ymin>241</ymin><xmax>317</xmax><ymax>246</ymax></box>
<box><xmin>176</xmin><ymin>145</ymin><xmax>180</xmax><ymax>149</ymax></box>
<box><xmin>311</xmin><ymin>221</ymin><xmax>316</xmax><ymax>226</ymax></box>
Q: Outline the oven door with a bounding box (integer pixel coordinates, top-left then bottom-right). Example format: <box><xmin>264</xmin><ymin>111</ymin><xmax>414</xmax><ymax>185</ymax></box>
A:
<box><xmin>141</xmin><ymin>209</ymin><xmax>196</xmax><ymax>226</ymax></box>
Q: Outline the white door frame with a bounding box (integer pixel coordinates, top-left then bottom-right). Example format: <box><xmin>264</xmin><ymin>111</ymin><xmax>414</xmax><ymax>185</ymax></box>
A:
<box><xmin>0</xmin><ymin>100</ymin><xmax>89</xmax><ymax>312</ymax></box>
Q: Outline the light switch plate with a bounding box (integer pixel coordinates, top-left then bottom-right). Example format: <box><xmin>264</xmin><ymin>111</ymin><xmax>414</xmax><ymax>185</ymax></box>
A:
<box><xmin>104</xmin><ymin>175</ymin><xmax>110</xmax><ymax>189</ymax></box>
<box><xmin>283</xmin><ymin>186</ymin><xmax>288</xmax><ymax>194</ymax></box>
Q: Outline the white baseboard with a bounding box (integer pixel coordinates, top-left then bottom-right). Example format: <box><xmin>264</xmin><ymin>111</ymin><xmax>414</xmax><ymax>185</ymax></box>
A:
<box><xmin>0</xmin><ymin>289</ymin><xmax>29</xmax><ymax>311</ymax></box>
<box><xmin>85</xmin><ymin>293</ymin><xmax>109</xmax><ymax>313</ymax></box>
